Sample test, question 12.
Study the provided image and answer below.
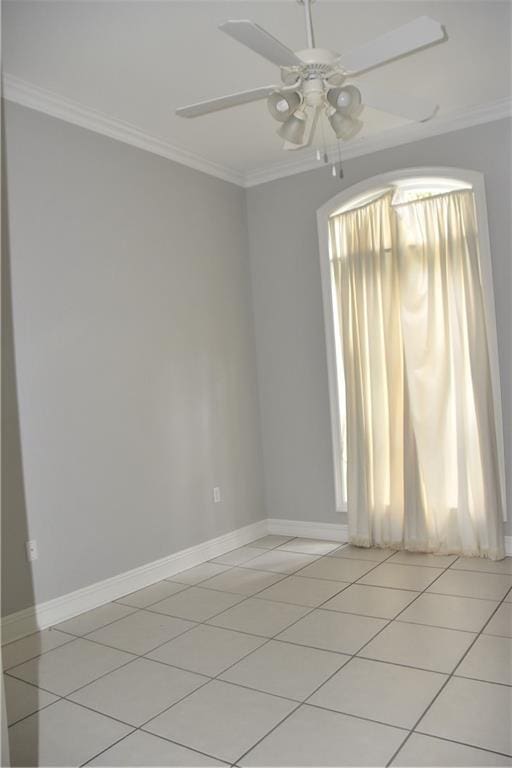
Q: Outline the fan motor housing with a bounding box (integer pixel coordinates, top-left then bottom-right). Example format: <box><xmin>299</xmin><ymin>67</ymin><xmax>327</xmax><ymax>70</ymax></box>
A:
<box><xmin>295</xmin><ymin>48</ymin><xmax>339</xmax><ymax>65</ymax></box>
<box><xmin>283</xmin><ymin>49</ymin><xmax>346</xmax><ymax>95</ymax></box>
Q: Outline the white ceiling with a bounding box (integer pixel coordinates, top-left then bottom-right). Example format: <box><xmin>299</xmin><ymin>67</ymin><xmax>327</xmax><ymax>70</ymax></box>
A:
<box><xmin>3</xmin><ymin>0</ymin><xmax>511</xmax><ymax>178</ymax></box>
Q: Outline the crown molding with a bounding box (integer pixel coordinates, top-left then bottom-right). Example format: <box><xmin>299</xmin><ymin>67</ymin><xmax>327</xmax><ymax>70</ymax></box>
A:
<box><xmin>2</xmin><ymin>74</ymin><xmax>245</xmax><ymax>187</ymax></box>
<box><xmin>3</xmin><ymin>73</ymin><xmax>511</xmax><ymax>189</ymax></box>
<box><xmin>244</xmin><ymin>97</ymin><xmax>512</xmax><ymax>187</ymax></box>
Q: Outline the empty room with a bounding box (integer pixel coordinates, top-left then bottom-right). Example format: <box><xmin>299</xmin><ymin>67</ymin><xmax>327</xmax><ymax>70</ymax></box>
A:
<box><xmin>1</xmin><ymin>0</ymin><xmax>511</xmax><ymax>766</ymax></box>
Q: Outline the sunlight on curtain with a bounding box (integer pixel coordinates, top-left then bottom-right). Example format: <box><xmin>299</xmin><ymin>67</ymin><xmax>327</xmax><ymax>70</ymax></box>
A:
<box><xmin>330</xmin><ymin>193</ymin><xmax>405</xmax><ymax>547</ymax></box>
<box><xmin>329</xmin><ymin>188</ymin><xmax>505</xmax><ymax>559</ymax></box>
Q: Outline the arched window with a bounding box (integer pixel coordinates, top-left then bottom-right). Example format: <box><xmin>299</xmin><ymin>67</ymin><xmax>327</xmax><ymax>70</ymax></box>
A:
<box><xmin>317</xmin><ymin>168</ymin><xmax>506</xmax><ymax>557</ymax></box>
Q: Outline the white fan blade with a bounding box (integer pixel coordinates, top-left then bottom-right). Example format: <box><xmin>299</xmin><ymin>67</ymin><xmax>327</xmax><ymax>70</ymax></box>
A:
<box><xmin>361</xmin><ymin>83</ymin><xmax>438</xmax><ymax>122</ymax></box>
<box><xmin>340</xmin><ymin>16</ymin><xmax>445</xmax><ymax>75</ymax></box>
<box><xmin>219</xmin><ymin>20</ymin><xmax>302</xmax><ymax>67</ymax></box>
<box><xmin>176</xmin><ymin>85</ymin><xmax>277</xmax><ymax>118</ymax></box>
<box><xmin>283</xmin><ymin>107</ymin><xmax>319</xmax><ymax>150</ymax></box>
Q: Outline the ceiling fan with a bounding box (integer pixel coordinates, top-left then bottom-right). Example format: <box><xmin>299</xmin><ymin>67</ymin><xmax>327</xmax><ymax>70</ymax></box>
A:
<box><xmin>176</xmin><ymin>0</ymin><xmax>446</xmax><ymax>151</ymax></box>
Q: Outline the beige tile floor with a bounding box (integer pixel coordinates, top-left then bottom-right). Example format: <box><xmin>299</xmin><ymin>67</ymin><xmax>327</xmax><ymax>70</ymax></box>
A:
<box><xmin>3</xmin><ymin>536</ymin><xmax>512</xmax><ymax>766</ymax></box>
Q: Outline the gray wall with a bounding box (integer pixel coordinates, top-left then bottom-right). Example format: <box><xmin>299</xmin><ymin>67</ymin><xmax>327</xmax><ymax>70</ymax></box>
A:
<box><xmin>2</xmin><ymin>102</ymin><xmax>265</xmax><ymax>614</ymax></box>
<box><xmin>3</xmin><ymin>105</ymin><xmax>510</xmax><ymax>617</ymax></box>
<box><xmin>246</xmin><ymin>118</ymin><xmax>511</xmax><ymax>535</ymax></box>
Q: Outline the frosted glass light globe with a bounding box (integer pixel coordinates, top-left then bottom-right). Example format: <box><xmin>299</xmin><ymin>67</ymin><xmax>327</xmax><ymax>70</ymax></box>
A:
<box><xmin>327</xmin><ymin>85</ymin><xmax>362</xmax><ymax>115</ymax></box>
<box><xmin>337</xmin><ymin>90</ymin><xmax>353</xmax><ymax>108</ymax></box>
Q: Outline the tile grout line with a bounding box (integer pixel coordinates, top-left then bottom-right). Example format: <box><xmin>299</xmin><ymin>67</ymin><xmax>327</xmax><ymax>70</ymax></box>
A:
<box><xmin>4</xmin><ymin>543</ymin><xmax>506</xmax><ymax>664</ymax></box>
<box><xmin>239</xmin><ymin>552</ymin><xmax>467</xmax><ymax>768</ymax></box>
<box><xmin>385</xmin><ymin>582</ymin><xmax>512</xmax><ymax>766</ymax></box>
<box><xmin>12</xmin><ymin>590</ymin><xmax>512</xmax><ymax>765</ymax></box>
<box><xmin>5</xmin><ymin>548</ymin><xmax>508</xmax><ymax>680</ymax></box>
<box><xmin>242</xmin><ymin>552</ymin><xmax>509</xmax><ymax>765</ymax></box>
<box><xmin>5</xmin><ymin>545</ymin><xmax>339</xmax><ymax>755</ymax></box>
<box><xmin>88</xmin><ymin>653</ymin><xmax>509</xmax><ymax>768</ymax></box>
<box><xmin>225</xmin><ymin>547</ymin><xmax>408</xmax><ymax>766</ymax></box>
<box><xmin>5</xmin><ymin>616</ymin><xmax>209</xmax><ymax>726</ymax></box>
<box><xmin>3</xmin><ymin>547</ymin><xmax>272</xmax><ymax>666</ymax></box>
<box><xmin>290</xmin><ymin>554</ymin><xmax>464</xmax><ymax>714</ymax></box>
<box><xmin>7</xmin><ymin>621</ymin><xmax>509</xmax><ymax>731</ymax></box>
<box><xmin>62</xmin><ymin>544</ymin><xmax>392</xmax><ymax>766</ymax></box>
<box><xmin>387</xmin><ymin>617</ymin><xmax>497</xmax><ymax>635</ymax></box>
<box><xmin>5</xmin><ymin>556</ymin><xmax>286</xmax><ymax>682</ymax></box>
<box><xmin>77</xmin><ymin>729</ymin><xmax>139</xmax><ymax>768</ymax></box>
<box><xmin>2</xmin><ymin>542</ymin><xmax>508</xmax><ymax>658</ymax></box>
<box><xmin>451</xmin><ymin>672</ymin><xmax>512</xmax><ymax>689</ymax></box>
<box><xmin>2</xmin><ymin>544</ymin><xmax>451</xmax><ymax>758</ymax></box>
<box><xmin>41</xmin><ymin>584</ymin><xmax>510</xmax><ymax>656</ymax></box>
<box><xmin>81</xmin><ymin>724</ymin><xmax>231</xmax><ymax>768</ymax></box>
<box><xmin>1</xmin><ymin>632</ymin><xmax>78</xmax><ymax>673</ymax></box>
<box><xmin>300</xmin><ymin>700</ymin><xmax>411</xmax><ymax>733</ymax></box>
<box><xmin>124</xmin><ymin>551</ymin><xmax>371</xmax><ymax>742</ymax></box>
<box><xmin>410</xmin><ymin>730</ymin><xmax>512</xmax><ymax>759</ymax></box>
<box><xmin>6</xmin><ymin>584</ymin><xmax>510</xmax><ymax>730</ymax></box>
<box><xmin>5</xmin><ymin>695</ymin><xmax>67</xmax><ymax>730</ymax></box>
<box><xmin>77</xmin><ymin>547</ymin><xmax>318</xmax><ymax>768</ymax></box>
<box><xmin>3</xmin><ymin>578</ymin><xmax>205</xmax><ymax>672</ymax></box>
<box><xmin>6</xmin><ymin>541</ymin><xmax>511</xmax><ymax>766</ymax></box>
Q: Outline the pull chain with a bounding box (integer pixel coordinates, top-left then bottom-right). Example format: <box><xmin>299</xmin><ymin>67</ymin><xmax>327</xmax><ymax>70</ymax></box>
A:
<box><xmin>337</xmin><ymin>140</ymin><xmax>344</xmax><ymax>179</ymax></box>
<box><xmin>320</xmin><ymin>112</ymin><xmax>329</xmax><ymax>164</ymax></box>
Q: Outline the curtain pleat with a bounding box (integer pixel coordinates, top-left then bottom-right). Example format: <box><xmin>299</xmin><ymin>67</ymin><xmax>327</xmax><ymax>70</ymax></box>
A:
<box><xmin>329</xmin><ymin>188</ymin><xmax>505</xmax><ymax>559</ymax></box>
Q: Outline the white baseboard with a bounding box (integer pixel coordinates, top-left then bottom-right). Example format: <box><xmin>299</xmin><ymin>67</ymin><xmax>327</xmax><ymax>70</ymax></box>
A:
<box><xmin>1</xmin><ymin>519</ymin><xmax>267</xmax><ymax>645</ymax></box>
<box><xmin>267</xmin><ymin>517</ymin><xmax>349</xmax><ymax>543</ymax></box>
<box><xmin>2</xmin><ymin>518</ymin><xmax>510</xmax><ymax>645</ymax></box>
<box><xmin>268</xmin><ymin>519</ymin><xmax>512</xmax><ymax>557</ymax></box>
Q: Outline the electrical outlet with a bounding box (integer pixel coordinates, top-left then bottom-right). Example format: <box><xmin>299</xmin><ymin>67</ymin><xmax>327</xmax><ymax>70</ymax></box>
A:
<box><xmin>25</xmin><ymin>540</ymin><xmax>39</xmax><ymax>562</ymax></box>
<box><xmin>213</xmin><ymin>486</ymin><xmax>221</xmax><ymax>504</ymax></box>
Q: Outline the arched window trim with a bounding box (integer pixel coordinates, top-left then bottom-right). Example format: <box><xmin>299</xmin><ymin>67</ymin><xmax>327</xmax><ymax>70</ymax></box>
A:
<box><xmin>316</xmin><ymin>167</ymin><xmax>507</xmax><ymax>521</ymax></box>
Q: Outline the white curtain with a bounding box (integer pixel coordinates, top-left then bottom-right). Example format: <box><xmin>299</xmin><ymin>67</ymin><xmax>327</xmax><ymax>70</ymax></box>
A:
<box><xmin>329</xmin><ymin>188</ymin><xmax>505</xmax><ymax>559</ymax></box>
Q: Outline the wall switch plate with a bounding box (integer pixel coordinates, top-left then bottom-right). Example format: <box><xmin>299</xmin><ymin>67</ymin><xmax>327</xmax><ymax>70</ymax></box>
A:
<box><xmin>25</xmin><ymin>540</ymin><xmax>39</xmax><ymax>562</ymax></box>
<box><xmin>213</xmin><ymin>486</ymin><xmax>221</xmax><ymax>504</ymax></box>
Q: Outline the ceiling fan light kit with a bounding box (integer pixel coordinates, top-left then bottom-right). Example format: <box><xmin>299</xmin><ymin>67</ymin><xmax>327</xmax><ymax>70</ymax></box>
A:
<box><xmin>267</xmin><ymin>90</ymin><xmax>302</xmax><ymax>122</ymax></box>
<box><xmin>176</xmin><ymin>0</ymin><xmax>445</xmax><ymax>170</ymax></box>
<box><xmin>328</xmin><ymin>111</ymin><xmax>362</xmax><ymax>141</ymax></box>
<box><xmin>327</xmin><ymin>84</ymin><xmax>362</xmax><ymax>115</ymax></box>
<box><xmin>277</xmin><ymin>110</ymin><xmax>307</xmax><ymax>144</ymax></box>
